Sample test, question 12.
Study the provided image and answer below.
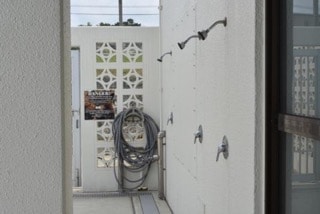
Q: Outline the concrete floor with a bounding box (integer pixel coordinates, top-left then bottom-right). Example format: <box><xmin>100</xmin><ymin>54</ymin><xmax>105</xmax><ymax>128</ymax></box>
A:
<box><xmin>73</xmin><ymin>191</ymin><xmax>172</xmax><ymax>214</ymax></box>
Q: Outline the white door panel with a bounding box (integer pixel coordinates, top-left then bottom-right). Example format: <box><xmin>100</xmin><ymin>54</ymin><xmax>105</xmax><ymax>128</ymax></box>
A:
<box><xmin>72</xmin><ymin>27</ymin><xmax>160</xmax><ymax>191</ymax></box>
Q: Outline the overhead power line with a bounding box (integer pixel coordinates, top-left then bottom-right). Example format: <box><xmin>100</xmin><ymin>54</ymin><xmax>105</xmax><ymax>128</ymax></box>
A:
<box><xmin>71</xmin><ymin>13</ymin><xmax>158</xmax><ymax>16</ymax></box>
<box><xmin>71</xmin><ymin>5</ymin><xmax>158</xmax><ymax>8</ymax></box>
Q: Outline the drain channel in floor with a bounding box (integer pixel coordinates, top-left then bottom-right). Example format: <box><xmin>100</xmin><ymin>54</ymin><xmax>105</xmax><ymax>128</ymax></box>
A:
<box><xmin>139</xmin><ymin>194</ymin><xmax>160</xmax><ymax>214</ymax></box>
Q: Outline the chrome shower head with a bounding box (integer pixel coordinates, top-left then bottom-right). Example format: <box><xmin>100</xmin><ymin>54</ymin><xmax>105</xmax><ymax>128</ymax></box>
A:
<box><xmin>198</xmin><ymin>18</ymin><xmax>227</xmax><ymax>40</ymax></box>
<box><xmin>178</xmin><ymin>42</ymin><xmax>186</xmax><ymax>50</ymax></box>
<box><xmin>177</xmin><ymin>34</ymin><xmax>200</xmax><ymax>50</ymax></box>
<box><xmin>198</xmin><ymin>30</ymin><xmax>208</xmax><ymax>40</ymax></box>
<box><xmin>157</xmin><ymin>51</ymin><xmax>172</xmax><ymax>62</ymax></box>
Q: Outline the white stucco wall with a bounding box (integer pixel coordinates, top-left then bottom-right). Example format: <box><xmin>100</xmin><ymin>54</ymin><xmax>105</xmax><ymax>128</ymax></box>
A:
<box><xmin>160</xmin><ymin>0</ymin><xmax>265</xmax><ymax>213</ymax></box>
<box><xmin>0</xmin><ymin>1</ymin><xmax>72</xmax><ymax>213</ymax></box>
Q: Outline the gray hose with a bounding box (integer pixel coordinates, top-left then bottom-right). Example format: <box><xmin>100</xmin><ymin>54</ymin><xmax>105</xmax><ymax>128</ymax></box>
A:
<box><xmin>112</xmin><ymin>107</ymin><xmax>159</xmax><ymax>190</ymax></box>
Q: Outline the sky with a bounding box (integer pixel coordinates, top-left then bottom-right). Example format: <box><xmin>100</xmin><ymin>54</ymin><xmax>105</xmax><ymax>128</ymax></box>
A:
<box><xmin>71</xmin><ymin>0</ymin><xmax>159</xmax><ymax>27</ymax></box>
<box><xmin>70</xmin><ymin>0</ymin><xmax>316</xmax><ymax>27</ymax></box>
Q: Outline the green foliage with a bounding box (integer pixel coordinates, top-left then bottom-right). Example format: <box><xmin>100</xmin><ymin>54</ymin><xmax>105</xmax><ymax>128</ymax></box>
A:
<box><xmin>98</xmin><ymin>22</ymin><xmax>111</xmax><ymax>26</ymax></box>
<box><xmin>113</xmin><ymin>18</ymin><xmax>141</xmax><ymax>26</ymax></box>
<box><xmin>79</xmin><ymin>19</ymin><xmax>141</xmax><ymax>27</ymax></box>
<box><xmin>79</xmin><ymin>22</ymin><xmax>92</xmax><ymax>27</ymax></box>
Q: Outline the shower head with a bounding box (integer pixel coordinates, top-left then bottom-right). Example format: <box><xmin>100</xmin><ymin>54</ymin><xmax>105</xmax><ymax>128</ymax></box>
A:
<box><xmin>198</xmin><ymin>30</ymin><xmax>208</xmax><ymax>40</ymax></box>
<box><xmin>178</xmin><ymin>42</ymin><xmax>186</xmax><ymax>50</ymax></box>
<box><xmin>157</xmin><ymin>51</ymin><xmax>172</xmax><ymax>62</ymax></box>
<box><xmin>198</xmin><ymin>17</ymin><xmax>227</xmax><ymax>40</ymax></box>
<box><xmin>177</xmin><ymin>34</ymin><xmax>200</xmax><ymax>50</ymax></box>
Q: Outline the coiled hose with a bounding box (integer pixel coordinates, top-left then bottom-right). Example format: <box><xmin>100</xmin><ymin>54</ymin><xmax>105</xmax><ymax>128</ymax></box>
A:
<box><xmin>112</xmin><ymin>107</ymin><xmax>159</xmax><ymax>190</ymax></box>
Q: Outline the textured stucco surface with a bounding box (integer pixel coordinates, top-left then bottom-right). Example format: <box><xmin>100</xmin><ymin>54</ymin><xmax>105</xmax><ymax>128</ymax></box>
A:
<box><xmin>0</xmin><ymin>1</ymin><xmax>71</xmax><ymax>213</ymax></box>
<box><xmin>160</xmin><ymin>0</ymin><xmax>265</xmax><ymax>213</ymax></box>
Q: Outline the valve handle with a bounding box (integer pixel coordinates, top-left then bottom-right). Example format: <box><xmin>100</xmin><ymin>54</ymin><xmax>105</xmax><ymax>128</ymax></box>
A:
<box><xmin>216</xmin><ymin>136</ymin><xmax>229</xmax><ymax>161</ymax></box>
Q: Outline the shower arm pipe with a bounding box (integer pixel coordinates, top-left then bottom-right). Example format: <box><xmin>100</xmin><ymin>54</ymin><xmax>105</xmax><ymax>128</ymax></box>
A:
<box><xmin>157</xmin><ymin>51</ymin><xmax>172</xmax><ymax>62</ymax></box>
<box><xmin>160</xmin><ymin>51</ymin><xmax>172</xmax><ymax>58</ymax></box>
<box><xmin>182</xmin><ymin>34</ymin><xmax>200</xmax><ymax>44</ymax></box>
<box><xmin>178</xmin><ymin>34</ymin><xmax>200</xmax><ymax>49</ymax></box>
<box><xmin>206</xmin><ymin>18</ymin><xmax>227</xmax><ymax>33</ymax></box>
<box><xmin>198</xmin><ymin>17</ymin><xmax>227</xmax><ymax>40</ymax></box>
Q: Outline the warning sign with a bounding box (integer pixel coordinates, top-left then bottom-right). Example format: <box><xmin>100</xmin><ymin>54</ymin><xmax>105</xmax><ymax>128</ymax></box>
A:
<box><xmin>84</xmin><ymin>90</ymin><xmax>116</xmax><ymax>120</ymax></box>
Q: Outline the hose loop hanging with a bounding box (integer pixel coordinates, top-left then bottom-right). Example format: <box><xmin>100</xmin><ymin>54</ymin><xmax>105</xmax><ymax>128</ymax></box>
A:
<box><xmin>112</xmin><ymin>107</ymin><xmax>159</xmax><ymax>190</ymax></box>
